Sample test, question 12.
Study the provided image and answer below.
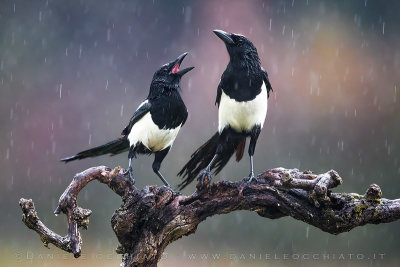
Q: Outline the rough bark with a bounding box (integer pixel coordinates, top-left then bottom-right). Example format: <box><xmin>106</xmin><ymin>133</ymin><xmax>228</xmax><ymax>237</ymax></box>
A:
<box><xmin>19</xmin><ymin>166</ymin><xmax>400</xmax><ymax>266</ymax></box>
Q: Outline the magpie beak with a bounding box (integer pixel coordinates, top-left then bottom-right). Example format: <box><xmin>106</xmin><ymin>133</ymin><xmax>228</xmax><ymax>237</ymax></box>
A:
<box><xmin>171</xmin><ymin>52</ymin><xmax>195</xmax><ymax>77</ymax></box>
<box><xmin>213</xmin><ymin>29</ymin><xmax>234</xmax><ymax>45</ymax></box>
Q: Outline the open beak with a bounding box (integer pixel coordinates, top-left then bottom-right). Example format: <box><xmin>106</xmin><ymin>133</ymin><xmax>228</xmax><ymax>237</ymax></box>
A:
<box><xmin>171</xmin><ymin>52</ymin><xmax>194</xmax><ymax>76</ymax></box>
<box><xmin>213</xmin><ymin>29</ymin><xmax>234</xmax><ymax>45</ymax></box>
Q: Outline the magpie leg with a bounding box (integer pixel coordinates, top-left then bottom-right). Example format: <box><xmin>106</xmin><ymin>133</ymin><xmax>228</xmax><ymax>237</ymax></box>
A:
<box><xmin>198</xmin><ymin>153</ymin><xmax>219</xmax><ymax>185</ymax></box>
<box><xmin>246</xmin><ymin>126</ymin><xmax>261</xmax><ymax>183</ymax></box>
<box><xmin>153</xmin><ymin>147</ymin><xmax>173</xmax><ymax>188</ymax></box>
<box><xmin>124</xmin><ymin>146</ymin><xmax>135</xmax><ymax>183</ymax></box>
<box><xmin>198</xmin><ymin>129</ymin><xmax>231</xmax><ymax>186</ymax></box>
<box><xmin>248</xmin><ymin>155</ymin><xmax>255</xmax><ymax>180</ymax></box>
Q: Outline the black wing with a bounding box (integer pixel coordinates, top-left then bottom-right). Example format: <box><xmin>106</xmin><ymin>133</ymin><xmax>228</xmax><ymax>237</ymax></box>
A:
<box><xmin>261</xmin><ymin>67</ymin><xmax>273</xmax><ymax>98</ymax></box>
<box><xmin>215</xmin><ymin>81</ymin><xmax>223</xmax><ymax>107</ymax></box>
<box><xmin>121</xmin><ymin>100</ymin><xmax>151</xmax><ymax>136</ymax></box>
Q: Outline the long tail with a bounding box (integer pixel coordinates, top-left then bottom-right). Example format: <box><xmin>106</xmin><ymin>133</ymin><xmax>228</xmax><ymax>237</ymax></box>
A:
<box><xmin>177</xmin><ymin>132</ymin><xmax>246</xmax><ymax>190</ymax></box>
<box><xmin>60</xmin><ymin>137</ymin><xmax>130</xmax><ymax>163</ymax></box>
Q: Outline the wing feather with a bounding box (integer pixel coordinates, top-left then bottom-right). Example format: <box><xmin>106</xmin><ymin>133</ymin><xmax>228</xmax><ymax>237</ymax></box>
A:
<box><xmin>261</xmin><ymin>67</ymin><xmax>273</xmax><ymax>98</ymax></box>
<box><xmin>121</xmin><ymin>100</ymin><xmax>151</xmax><ymax>136</ymax></box>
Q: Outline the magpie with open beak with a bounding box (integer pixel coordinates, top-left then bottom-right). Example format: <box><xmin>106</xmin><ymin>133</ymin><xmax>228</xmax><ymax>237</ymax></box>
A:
<box><xmin>61</xmin><ymin>53</ymin><xmax>194</xmax><ymax>187</ymax></box>
<box><xmin>178</xmin><ymin>30</ymin><xmax>273</xmax><ymax>190</ymax></box>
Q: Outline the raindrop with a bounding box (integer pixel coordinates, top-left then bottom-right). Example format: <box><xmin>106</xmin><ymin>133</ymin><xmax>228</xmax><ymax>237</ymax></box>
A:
<box><xmin>52</xmin><ymin>141</ymin><xmax>56</xmax><ymax>154</ymax></box>
<box><xmin>65</xmin><ymin>47</ymin><xmax>68</xmax><ymax>56</ymax></box>
<box><xmin>306</xmin><ymin>226</ymin><xmax>309</xmax><ymax>239</ymax></box>
<box><xmin>382</xmin><ymin>22</ymin><xmax>385</xmax><ymax>35</ymax></box>
<box><xmin>59</xmin><ymin>83</ymin><xmax>63</xmax><ymax>99</ymax></box>
<box><xmin>88</xmin><ymin>134</ymin><xmax>92</xmax><ymax>145</ymax></box>
<box><xmin>105</xmin><ymin>79</ymin><xmax>109</xmax><ymax>90</ymax></box>
<box><xmin>79</xmin><ymin>45</ymin><xmax>82</xmax><ymax>58</ymax></box>
<box><xmin>316</xmin><ymin>22</ymin><xmax>320</xmax><ymax>32</ymax></box>
<box><xmin>282</xmin><ymin>25</ymin><xmax>286</xmax><ymax>35</ymax></box>
<box><xmin>269</xmin><ymin>19</ymin><xmax>272</xmax><ymax>31</ymax></box>
<box><xmin>184</xmin><ymin>6</ymin><xmax>192</xmax><ymax>24</ymax></box>
<box><xmin>107</xmin><ymin>28</ymin><xmax>111</xmax><ymax>41</ymax></box>
<box><xmin>120</xmin><ymin>104</ymin><xmax>124</xmax><ymax>117</ymax></box>
<box><xmin>338</xmin><ymin>140</ymin><xmax>344</xmax><ymax>151</ymax></box>
<box><xmin>394</xmin><ymin>85</ymin><xmax>397</xmax><ymax>103</ymax></box>
<box><xmin>311</xmin><ymin>136</ymin><xmax>316</xmax><ymax>146</ymax></box>
<box><xmin>39</xmin><ymin>11</ymin><xmax>42</xmax><ymax>22</ymax></box>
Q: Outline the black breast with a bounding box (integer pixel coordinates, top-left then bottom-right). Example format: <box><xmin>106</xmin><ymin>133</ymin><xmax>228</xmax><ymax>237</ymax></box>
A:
<box><xmin>221</xmin><ymin>65</ymin><xmax>263</xmax><ymax>102</ymax></box>
<box><xmin>149</xmin><ymin>90</ymin><xmax>188</xmax><ymax>129</ymax></box>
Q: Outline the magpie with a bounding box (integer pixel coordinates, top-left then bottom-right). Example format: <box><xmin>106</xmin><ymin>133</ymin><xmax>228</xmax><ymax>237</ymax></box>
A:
<box><xmin>61</xmin><ymin>53</ymin><xmax>194</xmax><ymax>187</ymax></box>
<box><xmin>177</xmin><ymin>30</ymin><xmax>273</xmax><ymax>190</ymax></box>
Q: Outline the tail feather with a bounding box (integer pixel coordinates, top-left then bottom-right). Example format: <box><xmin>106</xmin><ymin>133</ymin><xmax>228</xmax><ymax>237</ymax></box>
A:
<box><xmin>60</xmin><ymin>137</ymin><xmax>129</xmax><ymax>163</ymax></box>
<box><xmin>235</xmin><ymin>138</ymin><xmax>246</xmax><ymax>162</ymax></box>
<box><xmin>177</xmin><ymin>132</ymin><xmax>246</xmax><ymax>190</ymax></box>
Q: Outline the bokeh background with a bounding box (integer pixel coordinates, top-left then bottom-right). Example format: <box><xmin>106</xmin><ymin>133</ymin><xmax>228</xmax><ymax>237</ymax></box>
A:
<box><xmin>1</xmin><ymin>0</ymin><xmax>399</xmax><ymax>266</ymax></box>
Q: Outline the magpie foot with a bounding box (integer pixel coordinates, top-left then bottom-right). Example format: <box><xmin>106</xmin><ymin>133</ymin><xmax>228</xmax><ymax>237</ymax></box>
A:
<box><xmin>245</xmin><ymin>172</ymin><xmax>256</xmax><ymax>183</ymax></box>
<box><xmin>197</xmin><ymin>169</ymin><xmax>212</xmax><ymax>189</ymax></box>
<box><xmin>172</xmin><ymin>189</ymin><xmax>182</xmax><ymax>195</ymax></box>
<box><xmin>123</xmin><ymin>167</ymin><xmax>135</xmax><ymax>184</ymax></box>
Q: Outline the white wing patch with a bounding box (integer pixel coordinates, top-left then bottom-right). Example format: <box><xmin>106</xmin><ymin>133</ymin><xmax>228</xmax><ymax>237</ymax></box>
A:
<box><xmin>128</xmin><ymin>113</ymin><xmax>181</xmax><ymax>152</ymax></box>
<box><xmin>218</xmin><ymin>82</ymin><xmax>268</xmax><ymax>133</ymax></box>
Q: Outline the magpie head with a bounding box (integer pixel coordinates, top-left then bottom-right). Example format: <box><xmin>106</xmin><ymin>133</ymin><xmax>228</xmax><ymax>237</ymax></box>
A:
<box><xmin>213</xmin><ymin>29</ymin><xmax>259</xmax><ymax>65</ymax></box>
<box><xmin>152</xmin><ymin>52</ymin><xmax>194</xmax><ymax>88</ymax></box>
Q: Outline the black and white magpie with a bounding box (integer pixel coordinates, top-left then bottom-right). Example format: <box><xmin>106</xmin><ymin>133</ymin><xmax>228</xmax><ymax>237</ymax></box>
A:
<box><xmin>61</xmin><ymin>53</ymin><xmax>194</xmax><ymax>187</ymax></box>
<box><xmin>177</xmin><ymin>30</ymin><xmax>273</xmax><ymax>190</ymax></box>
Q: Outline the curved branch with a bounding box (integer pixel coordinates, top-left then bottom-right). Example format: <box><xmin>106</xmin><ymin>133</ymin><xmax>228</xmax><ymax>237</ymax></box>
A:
<box><xmin>19</xmin><ymin>166</ymin><xmax>134</xmax><ymax>258</ymax></box>
<box><xmin>19</xmin><ymin>166</ymin><xmax>400</xmax><ymax>266</ymax></box>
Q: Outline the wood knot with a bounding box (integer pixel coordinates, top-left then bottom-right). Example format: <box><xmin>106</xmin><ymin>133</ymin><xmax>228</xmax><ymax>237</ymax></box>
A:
<box><xmin>281</xmin><ymin>172</ymin><xmax>292</xmax><ymax>185</ymax></box>
<box><xmin>365</xmin><ymin>184</ymin><xmax>382</xmax><ymax>202</ymax></box>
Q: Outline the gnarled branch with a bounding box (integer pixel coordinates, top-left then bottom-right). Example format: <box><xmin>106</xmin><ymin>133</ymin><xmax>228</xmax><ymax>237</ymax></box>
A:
<box><xmin>19</xmin><ymin>166</ymin><xmax>400</xmax><ymax>266</ymax></box>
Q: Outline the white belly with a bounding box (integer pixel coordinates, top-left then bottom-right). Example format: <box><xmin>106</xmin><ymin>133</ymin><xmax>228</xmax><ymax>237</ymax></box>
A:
<box><xmin>218</xmin><ymin>82</ymin><xmax>268</xmax><ymax>133</ymax></box>
<box><xmin>128</xmin><ymin>113</ymin><xmax>181</xmax><ymax>152</ymax></box>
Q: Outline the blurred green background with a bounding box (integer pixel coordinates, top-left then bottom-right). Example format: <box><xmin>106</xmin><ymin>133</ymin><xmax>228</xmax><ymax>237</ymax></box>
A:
<box><xmin>1</xmin><ymin>0</ymin><xmax>399</xmax><ymax>266</ymax></box>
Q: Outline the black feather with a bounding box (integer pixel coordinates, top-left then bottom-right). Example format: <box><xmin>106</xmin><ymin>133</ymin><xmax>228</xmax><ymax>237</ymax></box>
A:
<box><xmin>60</xmin><ymin>137</ymin><xmax>129</xmax><ymax>162</ymax></box>
<box><xmin>121</xmin><ymin>101</ymin><xmax>151</xmax><ymax>135</ymax></box>
<box><xmin>177</xmin><ymin>132</ymin><xmax>245</xmax><ymax>190</ymax></box>
<box><xmin>261</xmin><ymin>67</ymin><xmax>273</xmax><ymax>98</ymax></box>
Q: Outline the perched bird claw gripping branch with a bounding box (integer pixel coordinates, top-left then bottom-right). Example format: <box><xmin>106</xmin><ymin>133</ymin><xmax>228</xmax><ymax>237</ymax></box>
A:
<box><xmin>20</xmin><ymin>166</ymin><xmax>400</xmax><ymax>267</ymax></box>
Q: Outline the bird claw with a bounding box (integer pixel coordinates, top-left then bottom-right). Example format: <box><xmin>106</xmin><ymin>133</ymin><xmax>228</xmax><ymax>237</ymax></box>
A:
<box><xmin>245</xmin><ymin>172</ymin><xmax>256</xmax><ymax>183</ymax></box>
<box><xmin>197</xmin><ymin>169</ymin><xmax>212</xmax><ymax>189</ymax></box>
<box><xmin>172</xmin><ymin>189</ymin><xmax>182</xmax><ymax>195</ymax></box>
<box><xmin>123</xmin><ymin>167</ymin><xmax>135</xmax><ymax>184</ymax></box>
